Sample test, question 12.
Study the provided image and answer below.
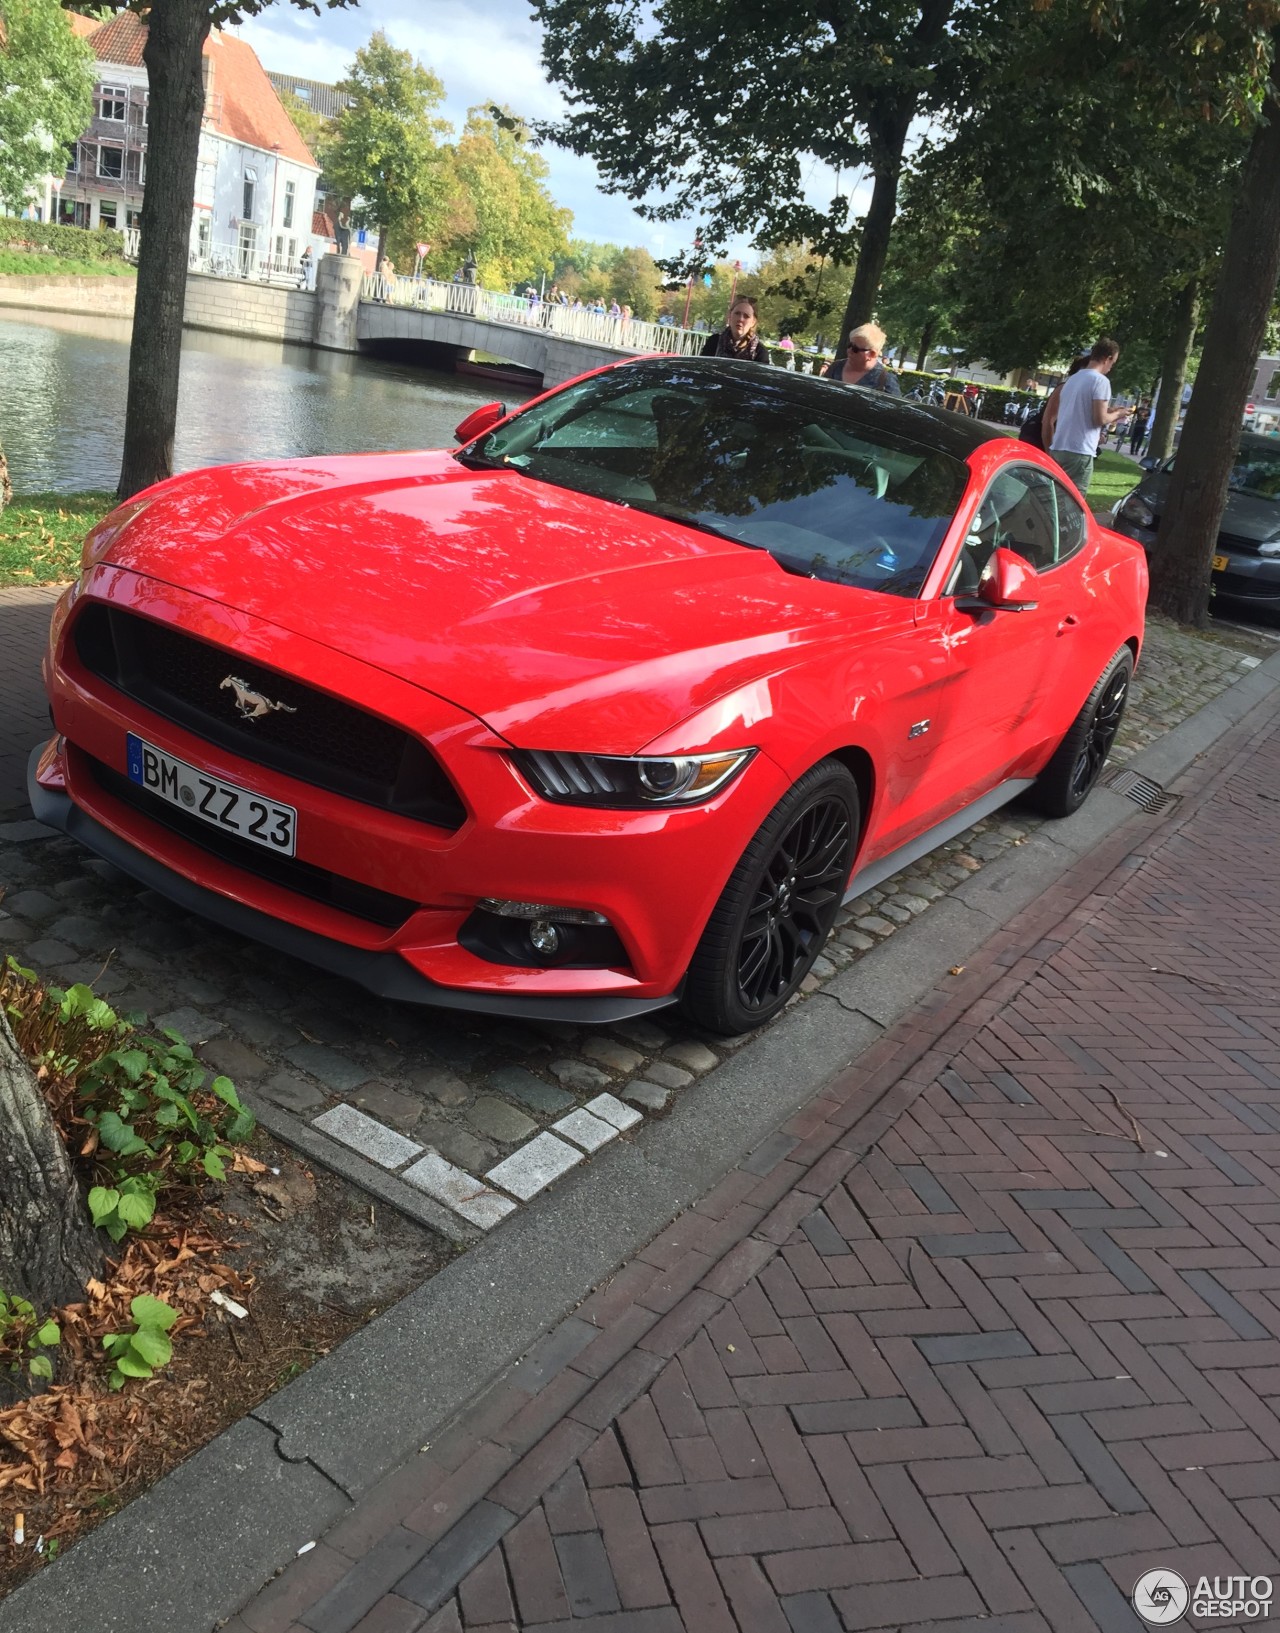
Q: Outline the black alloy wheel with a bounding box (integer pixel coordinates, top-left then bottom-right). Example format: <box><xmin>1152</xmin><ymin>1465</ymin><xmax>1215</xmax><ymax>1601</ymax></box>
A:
<box><xmin>681</xmin><ymin>761</ymin><xmax>859</xmax><ymax>1036</ymax></box>
<box><xmin>1028</xmin><ymin>646</ymin><xmax>1134</xmax><ymax>818</ymax></box>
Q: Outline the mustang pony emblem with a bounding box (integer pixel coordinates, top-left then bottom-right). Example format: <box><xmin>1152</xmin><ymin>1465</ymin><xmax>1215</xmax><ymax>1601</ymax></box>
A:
<box><xmin>220</xmin><ymin>674</ymin><xmax>297</xmax><ymax>721</ymax></box>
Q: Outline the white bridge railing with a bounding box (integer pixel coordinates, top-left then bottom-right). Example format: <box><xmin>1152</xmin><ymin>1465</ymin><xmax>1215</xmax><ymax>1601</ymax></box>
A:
<box><xmin>187</xmin><ymin>238</ymin><xmax>314</xmax><ymax>288</ymax></box>
<box><xmin>358</xmin><ymin>272</ymin><xmax>829</xmax><ymax>371</ymax></box>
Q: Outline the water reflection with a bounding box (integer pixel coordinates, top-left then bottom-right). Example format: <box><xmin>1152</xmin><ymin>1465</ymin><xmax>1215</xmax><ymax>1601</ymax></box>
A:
<box><xmin>0</xmin><ymin>310</ymin><xmax>531</xmax><ymax>494</ymax></box>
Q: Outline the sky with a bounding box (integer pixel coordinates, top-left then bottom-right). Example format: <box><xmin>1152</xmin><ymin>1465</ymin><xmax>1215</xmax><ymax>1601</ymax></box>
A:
<box><xmin>235</xmin><ymin>0</ymin><xmax>863</xmax><ymax>266</ymax></box>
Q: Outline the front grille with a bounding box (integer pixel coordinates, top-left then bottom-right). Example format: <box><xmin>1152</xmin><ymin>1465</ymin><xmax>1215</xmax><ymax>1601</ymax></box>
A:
<box><xmin>89</xmin><ymin>757</ymin><xmax>419</xmax><ymax>929</ymax></box>
<box><xmin>1214</xmin><ymin>570</ymin><xmax>1279</xmax><ymax>600</ymax></box>
<box><xmin>74</xmin><ymin>605</ymin><xmax>466</xmax><ymax>829</ymax></box>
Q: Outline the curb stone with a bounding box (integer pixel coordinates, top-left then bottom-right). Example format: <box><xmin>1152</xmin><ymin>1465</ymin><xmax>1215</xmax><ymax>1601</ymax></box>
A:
<box><xmin>2</xmin><ymin>646</ymin><xmax>1280</xmax><ymax>1633</ymax></box>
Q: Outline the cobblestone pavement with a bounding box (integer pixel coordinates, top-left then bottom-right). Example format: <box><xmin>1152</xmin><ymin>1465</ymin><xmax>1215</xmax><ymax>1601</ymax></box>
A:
<box><xmin>229</xmin><ymin>676</ymin><xmax>1280</xmax><ymax>1632</ymax></box>
<box><xmin>0</xmin><ymin>587</ymin><xmax>1269</xmax><ymax>1238</ymax></box>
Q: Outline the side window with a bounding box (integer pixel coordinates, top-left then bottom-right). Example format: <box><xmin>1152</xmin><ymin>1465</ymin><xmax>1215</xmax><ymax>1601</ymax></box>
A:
<box><xmin>1052</xmin><ymin>479</ymin><xmax>1088</xmax><ymax>562</ymax></box>
<box><xmin>946</xmin><ymin>465</ymin><xmax>1059</xmax><ymax>593</ymax></box>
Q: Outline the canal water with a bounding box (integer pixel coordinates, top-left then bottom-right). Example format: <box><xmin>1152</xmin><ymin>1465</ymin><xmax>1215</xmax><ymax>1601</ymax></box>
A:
<box><xmin>0</xmin><ymin>309</ymin><xmax>531</xmax><ymax>495</ymax></box>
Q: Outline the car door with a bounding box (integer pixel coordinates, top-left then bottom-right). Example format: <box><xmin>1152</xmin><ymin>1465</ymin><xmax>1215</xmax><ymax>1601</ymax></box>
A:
<box><xmin>913</xmin><ymin>462</ymin><xmax>1080</xmax><ymax>812</ymax></box>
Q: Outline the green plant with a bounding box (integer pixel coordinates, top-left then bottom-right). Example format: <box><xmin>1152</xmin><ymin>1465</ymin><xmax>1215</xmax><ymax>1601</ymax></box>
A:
<box><xmin>3</xmin><ymin>959</ymin><xmax>256</xmax><ymax>1241</ymax></box>
<box><xmin>0</xmin><ymin>1289</ymin><xmax>61</xmax><ymax>1385</ymax></box>
<box><xmin>102</xmin><ymin>1294</ymin><xmax>178</xmax><ymax>1390</ymax></box>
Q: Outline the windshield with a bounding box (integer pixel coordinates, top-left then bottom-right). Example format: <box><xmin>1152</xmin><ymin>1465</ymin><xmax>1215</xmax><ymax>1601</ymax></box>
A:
<box><xmin>1230</xmin><ymin>446</ymin><xmax>1280</xmax><ymax>501</ymax></box>
<box><xmin>471</xmin><ymin>361</ymin><xmax>969</xmax><ymax>597</ymax></box>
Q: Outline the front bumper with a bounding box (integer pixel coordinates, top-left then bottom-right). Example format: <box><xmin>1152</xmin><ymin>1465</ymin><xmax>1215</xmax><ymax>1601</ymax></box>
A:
<box><xmin>28</xmin><ymin>743</ymin><xmax>677</xmax><ymax>1023</ymax></box>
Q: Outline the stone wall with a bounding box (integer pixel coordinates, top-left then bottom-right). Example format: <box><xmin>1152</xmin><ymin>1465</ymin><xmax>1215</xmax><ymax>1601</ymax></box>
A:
<box><xmin>0</xmin><ymin>274</ymin><xmax>137</xmax><ymax>318</ymax></box>
<box><xmin>183</xmin><ymin>272</ymin><xmax>315</xmax><ymax>346</ymax></box>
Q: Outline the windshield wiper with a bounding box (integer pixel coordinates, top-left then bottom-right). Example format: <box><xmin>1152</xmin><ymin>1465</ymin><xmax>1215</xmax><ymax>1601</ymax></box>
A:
<box><xmin>453</xmin><ymin>449</ymin><xmax>510</xmax><ymax>471</ymax></box>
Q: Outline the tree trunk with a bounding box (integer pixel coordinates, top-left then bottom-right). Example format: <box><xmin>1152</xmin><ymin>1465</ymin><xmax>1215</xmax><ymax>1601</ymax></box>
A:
<box><xmin>0</xmin><ymin>1012</ymin><xmax>102</xmax><ymax>1311</ymax></box>
<box><xmin>0</xmin><ymin>438</ymin><xmax>11</xmax><ymax>514</ymax></box>
<box><xmin>1149</xmin><ymin>40</ymin><xmax>1280</xmax><ymax>627</ymax></box>
<box><xmin>1147</xmin><ymin>279</ymin><xmax>1198</xmax><ymax>465</ymax></box>
<box><xmin>117</xmin><ymin>0</ymin><xmax>213</xmax><ymax>500</ymax></box>
<box><xmin>916</xmin><ymin>317</ymin><xmax>935</xmax><ymax>372</ymax></box>
<box><xmin>838</xmin><ymin>124</ymin><xmax>907</xmax><ymax>353</ymax></box>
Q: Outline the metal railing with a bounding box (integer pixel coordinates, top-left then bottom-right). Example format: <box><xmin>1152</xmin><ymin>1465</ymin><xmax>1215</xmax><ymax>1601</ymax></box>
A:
<box><xmin>358</xmin><ymin>273</ymin><xmax>831</xmax><ymax>372</ymax></box>
<box><xmin>187</xmin><ymin>237</ymin><xmax>314</xmax><ymax>288</ymax></box>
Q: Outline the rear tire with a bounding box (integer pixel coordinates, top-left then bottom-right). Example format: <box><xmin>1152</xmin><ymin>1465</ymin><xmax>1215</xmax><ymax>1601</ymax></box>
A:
<box><xmin>1028</xmin><ymin>646</ymin><xmax>1133</xmax><ymax>818</ymax></box>
<box><xmin>680</xmin><ymin>761</ymin><xmax>859</xmax><ymax>1036</ymax></box>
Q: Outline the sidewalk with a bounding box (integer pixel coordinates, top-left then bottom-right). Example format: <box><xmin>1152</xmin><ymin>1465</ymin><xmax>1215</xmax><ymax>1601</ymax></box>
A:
<box><xmin>223</xmin><ymin>698</ymin><xmax>1280</xmax><ymax>1632</ymax></box>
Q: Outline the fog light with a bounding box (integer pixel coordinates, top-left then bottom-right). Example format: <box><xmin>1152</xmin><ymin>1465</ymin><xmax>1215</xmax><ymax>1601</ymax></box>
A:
<box><xmin>529</xmin><ymin>919</ymin><xmax>560</xmax><ymax>955</ymax></box>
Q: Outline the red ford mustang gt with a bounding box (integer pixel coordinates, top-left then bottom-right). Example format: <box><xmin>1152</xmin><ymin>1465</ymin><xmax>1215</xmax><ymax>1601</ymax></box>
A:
<box><xmin>31</xmin><ymin>358</ymin><xmax>1146</xmax><ymax>1034</ymax></box>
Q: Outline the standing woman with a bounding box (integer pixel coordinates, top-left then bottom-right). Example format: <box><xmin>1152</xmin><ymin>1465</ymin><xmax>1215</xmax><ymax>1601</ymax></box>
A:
<box><xmin>702</xmin><ymin>297</ymin><xmax>771</xmax><ymax>363</ymax></box>
<box><xmin>824</xmin><ymin>323</ymin><xmax>900</xmax><ymax>393</ymax></box>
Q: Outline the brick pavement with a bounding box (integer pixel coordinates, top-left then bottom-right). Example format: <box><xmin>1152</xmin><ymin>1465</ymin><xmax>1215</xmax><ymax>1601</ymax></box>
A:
<box><xmin>229</xmin><ymin>699</ymin><xmax>1280</xmax><ymax>1632</ymax></box>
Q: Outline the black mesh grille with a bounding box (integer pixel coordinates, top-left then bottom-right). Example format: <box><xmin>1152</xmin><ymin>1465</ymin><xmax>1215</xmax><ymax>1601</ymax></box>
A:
<box><xmin>74</xmin><ymin>605</ymin><xmax>465</xmax><ymax>828</ymax></box>
<box><xmin>1214</xmin><ymin>570</ymin><xmax>1279</xmax><ymax>600</ymax></box>
<box><xmin>88</xmin><ymin>757</ymin><xmax>419</xmax><ymax>929</ymax></box>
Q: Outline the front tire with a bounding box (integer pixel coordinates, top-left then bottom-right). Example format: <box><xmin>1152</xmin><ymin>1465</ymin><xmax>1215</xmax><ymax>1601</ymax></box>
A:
<box><xmin>681</xmin><ymin>761</ymin><xmax>859</xmax><ymax>1036</ymax></box>
<box><xmin>1028</xmin><ymin>646</ymin><xmax>1133</xmax><ymax>817</ymax></box>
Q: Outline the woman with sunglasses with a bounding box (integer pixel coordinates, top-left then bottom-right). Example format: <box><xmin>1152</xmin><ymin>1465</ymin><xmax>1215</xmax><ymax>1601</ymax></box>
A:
<box><xmin>825</xmin><ymin>323</ymin><xmax>901</xmax><ymax>394</ymax></box>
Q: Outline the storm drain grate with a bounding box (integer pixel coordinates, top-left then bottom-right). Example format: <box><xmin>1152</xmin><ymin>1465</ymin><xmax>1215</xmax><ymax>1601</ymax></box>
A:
<box><xmin>1100</xmin><ymin>768</ymin><xmax>1181</xmax><ymax>814</ymax></box>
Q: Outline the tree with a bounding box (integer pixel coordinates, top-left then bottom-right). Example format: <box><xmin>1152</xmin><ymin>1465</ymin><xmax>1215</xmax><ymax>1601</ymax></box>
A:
<box><xmin>432</xmin><ymin>106</ymin><xmax>569</xmax><ymax>290</ymax></box>
<box><xmin>323</xmin><ymin>29</ymin><xmax>449</xmax><ymax>270</ymax></box>
<box><xmin>1150</xmin><ymin>24</ymin><xmax>1280</xmax><ymax>624</ymax></box>
<box><xmin>77</xmin><ymin>1</ymin><xmax>356</xmax><ymax>502</ymax></box>
<box><xmin>0</xmin><ymin>0</ymin><xmax>94</xmax><ymax>212</ymax></box>
<box><xmin>532</xmin><ymin>0</ymin><xmax>997</xmax><ymax>351</ymax></box>
<box><xmin>0</xmin><ymin>1011</ymin><xmax>102</xmax><ymax>1316</ymax></box>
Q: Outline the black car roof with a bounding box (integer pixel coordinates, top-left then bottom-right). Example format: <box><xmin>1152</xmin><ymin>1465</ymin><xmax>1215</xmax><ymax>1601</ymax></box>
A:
<box><xmin>622</xmin><ymin>355</ymin><xmax>1001</xmax><ymax>460</ymax></box>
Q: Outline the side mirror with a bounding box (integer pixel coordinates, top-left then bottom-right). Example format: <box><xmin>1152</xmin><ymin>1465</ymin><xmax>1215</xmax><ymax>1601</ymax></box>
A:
<box><xmin>453</xmin><ymin>401</ymin><xmax>507</xmax><ymax>445</ymax></box>
<box><xmin>1139</xmin><ymin>455</ymin><xmax>1159</xmax><ymax>472</ymax></box>
<box><xmin>957</xmin><ymin>546</ymin><xmax>1040</xmax><ymax>614</ymax></box>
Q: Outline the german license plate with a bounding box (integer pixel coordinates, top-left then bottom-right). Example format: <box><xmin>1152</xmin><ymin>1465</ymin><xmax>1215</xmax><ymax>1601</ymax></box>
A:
<box><xmin>1211</xmin><ymin>553</ymin><xmax>1229</xmax><ymax>572</ymax></box>
<box><xmin>126</xmin><ymin>734</ymin><xmax>296</xmax><ymax>857</ymax></box>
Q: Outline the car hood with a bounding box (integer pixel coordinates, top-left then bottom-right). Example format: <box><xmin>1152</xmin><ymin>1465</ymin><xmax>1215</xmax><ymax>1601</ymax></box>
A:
<box><xmin>1138</xmin><ymin>471</ymin><xmax>1280</xmax><ymax>545</ymax></box>
<box><xmin>101</xmin><ymin>452</ymin><xmax>906</xmax><ymax>752</ymax></box>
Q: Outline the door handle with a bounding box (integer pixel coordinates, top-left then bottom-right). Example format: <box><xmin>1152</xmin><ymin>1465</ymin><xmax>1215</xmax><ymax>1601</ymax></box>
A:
<box><xmin>1058</xmin><ymin>614</ymin><xmax>1080</xmax><ymax>633</ymax></box>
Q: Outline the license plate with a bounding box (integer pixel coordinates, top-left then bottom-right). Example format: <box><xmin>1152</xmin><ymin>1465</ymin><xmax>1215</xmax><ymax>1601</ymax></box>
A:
<box><xmin>126</xmin><ymin>734</ymin><xmax>296</xmax><ymax>857</ymax></box>
<box><xmin>1211</xmin><ymin>553</ymin><xmax>1229</xmax><ymax>572</ymax></box>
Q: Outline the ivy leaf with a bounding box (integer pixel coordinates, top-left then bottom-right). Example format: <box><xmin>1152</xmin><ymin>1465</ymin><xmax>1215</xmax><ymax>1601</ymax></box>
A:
<box><xmin>28</xmin><ymin>1354</ymin><xmax>54</xmax><ymax>1382</ymax></box>
<box><xmin>129</xmin><ymin>1327</ymin><xmax>172</xmax><ymax>1368</ymax></box>
<box><xmin>115</xmin><ymin>1189</ymin><xmax>155</xmax><ymax>1229</ymax></box>
<box><xmin>35</xmin><ymin>1320</ymin><xmax>60</xmax><ymax>1347</ymax></box>
<box><xmin>203</xmin><ymin>1150</ymin><xmax>226</xmax><ymax>1182</ymax></box>
<box><xmin>88</xmin><ymin>1185</ymin><xmax>120</xmax><ymax>1227</ymax></box>
<box><xmin>130</xmin><ymin>1295</ymin><xmax>178</xmax><ymax>1332</ymax></box>
<box><xmin>211</xmin><ymin>1076</ymin><xmax>242</xmax><ymax>1109</ymax></box>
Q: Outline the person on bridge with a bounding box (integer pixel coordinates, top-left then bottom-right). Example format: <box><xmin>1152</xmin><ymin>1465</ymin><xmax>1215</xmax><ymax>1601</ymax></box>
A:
<box><xmin>701</xmin><ymin>297</ymin><xmax>771</xmax><ymax>364</ymax></box>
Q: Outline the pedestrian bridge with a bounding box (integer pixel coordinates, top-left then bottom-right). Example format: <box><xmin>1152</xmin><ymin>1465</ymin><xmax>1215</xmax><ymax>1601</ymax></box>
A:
<box><xmin>353</xmin><ymin>275</ymin><xmax>823</xmax><ymax>390</ymax></box>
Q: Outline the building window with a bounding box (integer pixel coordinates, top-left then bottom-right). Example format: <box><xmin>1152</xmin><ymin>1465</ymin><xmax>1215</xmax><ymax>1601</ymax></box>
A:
<box><xmin>138</xmin><ymin>148</ymin><xmax>146</xmax><ymax>184</ymax></box>
<box><xmin>65</xmin><ymin>142</ymin><xmax>79</xmax><ymax>174</ymax></box>
<box><xmin>96</xmin><ymin>145</ymin><xmax>124</xmax><ymax>180</ymax></box>
<box><xmin>243</xmin><ymin>167</ymin><xmax>257</xmax><ymax>220</ymax></box>
<box><xmin>141</xmin><ymin>92</ymin><xmax>148</xmax><ymax>127</ymax></box>
<box><xmin>1268</xmin><ymin>369</ymin><xmax>1280</xmax><ymax>401</ymax></box>
<box><xmin>99</xmin><ymin>201</ymin><xmax>118</xmax><ymax>230</ymax></box>
<box><xmin>197</xmin><ymin>215</ymin><xmax>211</xmax><ymax>258</ymax></box>
<box><xmin>283</xmin><ymin>179</ymin><xmax>295</xmax><ymax>229</ymax></box>
<box><xmin>99</xmin><ymin>84</ymin><xmax>126</xmax><ymax>121</ymax></box>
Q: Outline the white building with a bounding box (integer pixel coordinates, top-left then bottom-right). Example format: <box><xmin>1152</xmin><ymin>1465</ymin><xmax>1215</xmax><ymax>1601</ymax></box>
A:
<box><xmin>58</xmin><ymin>13</ymin><xmax>319</xmax><ymax>280</ymax></box>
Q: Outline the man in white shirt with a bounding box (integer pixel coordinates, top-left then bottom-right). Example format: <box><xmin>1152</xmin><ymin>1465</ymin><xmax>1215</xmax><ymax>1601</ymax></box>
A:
<box><xmin>1049</xmin><ymin>337</ymin><xmax>1127</xmax><ymax>495</ymax></box>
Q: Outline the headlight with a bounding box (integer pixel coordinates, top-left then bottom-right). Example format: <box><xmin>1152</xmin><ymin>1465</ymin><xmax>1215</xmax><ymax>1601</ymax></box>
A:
<box><xmin>1257</xmin><ymin>539</ymin><xmax>1280</xmax><ymax>557</ymax></box>
<box><xmin>80</xmin><ymin>499</ymin><xmax>152</xmax><ymax>575</ymax></box>
<box><xmin>513</xmin><ymin>748</ymin><xmax>755</xmax><ymax>807</ymax></box>
<box><xmin>1116</xmin><ymin>492</ymin><xmax>1155</xmax><ymax>529</ymax></box>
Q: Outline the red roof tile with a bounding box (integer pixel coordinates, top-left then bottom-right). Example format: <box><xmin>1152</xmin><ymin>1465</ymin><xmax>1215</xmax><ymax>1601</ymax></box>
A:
<box><xmin>203</xmin><ymin>32</ymin><xmax>317</xmax><ymax>169</ymax></box>
<box><xmin>67</xmin><ymin>13</ymin><xmax>100</xmax><ymax>40</ymax></box>
<box><xmin>86</xmin><ymin>11</ymin><xmax>146</xmax><ymax>67</ymax></box>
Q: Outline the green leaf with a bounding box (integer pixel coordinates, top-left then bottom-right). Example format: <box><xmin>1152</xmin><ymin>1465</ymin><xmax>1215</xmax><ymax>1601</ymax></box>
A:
<box><xmin>27</xmin><ymin>1354</ymin><xmax>53</xmax><ymax>1382</ymax></box>
<box><xmin>129</xmin><ymin>1327</ymin><xmax>171</xmax><ymax>1368</ymax></box>
<box><xmin>113</xmin><ymin>1352</ymin><xmax>151</xmax><ymax>1377</ymax></box>
<box><xmin>155</xmin><ymin>1103</ymin><xmax>180</xmax><ymax>1127</ymax></box>
<box><xmin>175</xmin><ymin>1141</ymin><xmax>197</xmax><ymax>1166</ymax></box>
<box><xmin>95</xmin><ymin>1110</ymin><xmax>135</xmax><ymax>1153</ymax></box>
<box><xmin>88</xmin><ymin>1186</ymin><xmax>120</xmax><ymax>1226</ymax></box>
<box><xmin>224</xmin><ymin>1107</ymin><xmax>256</xmax><ymax>1143</ymax></box>
<box><xmin>34</xmin><ymin>1320</ymin><xmax>60</xmax><ymax>1347</ymax></box>
<box><xmin>202</xmin><ymin>1151</ymin><xmax>226</xmax><ymax>1182</ymax></box>
<box><xmin>129</xmin><ymin>1294</ymin><xmax>178</xmax><ymax>1332</ymax></box>
<box><xmin>115</xmin><ymin>1190</ymin><xmax>155</xmax><ymax>1229</ymax></box>
<box><xmin>110</xmin><ymin>1048</ymin><xmax>151</xmax><ymax>1083</ymax></box>
<box><xmin>104</xmin><ymin>1218</ymin><xmax>128</xmax><ymax>1243</ymax></box>
<box><xmin>102</xmin><ymin>1332</ymin><xmax>128</xmax><ymax>1357</ymax></box>
<box><xmin>211</xmin><ymin>1076</ymin><xmax>242</xmax><ymax>1109</ymax></box>
<box><xmin>108</xmin><ymin>1366</ymin><xmax>127</xmax><ymax>1390</ymax></box>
